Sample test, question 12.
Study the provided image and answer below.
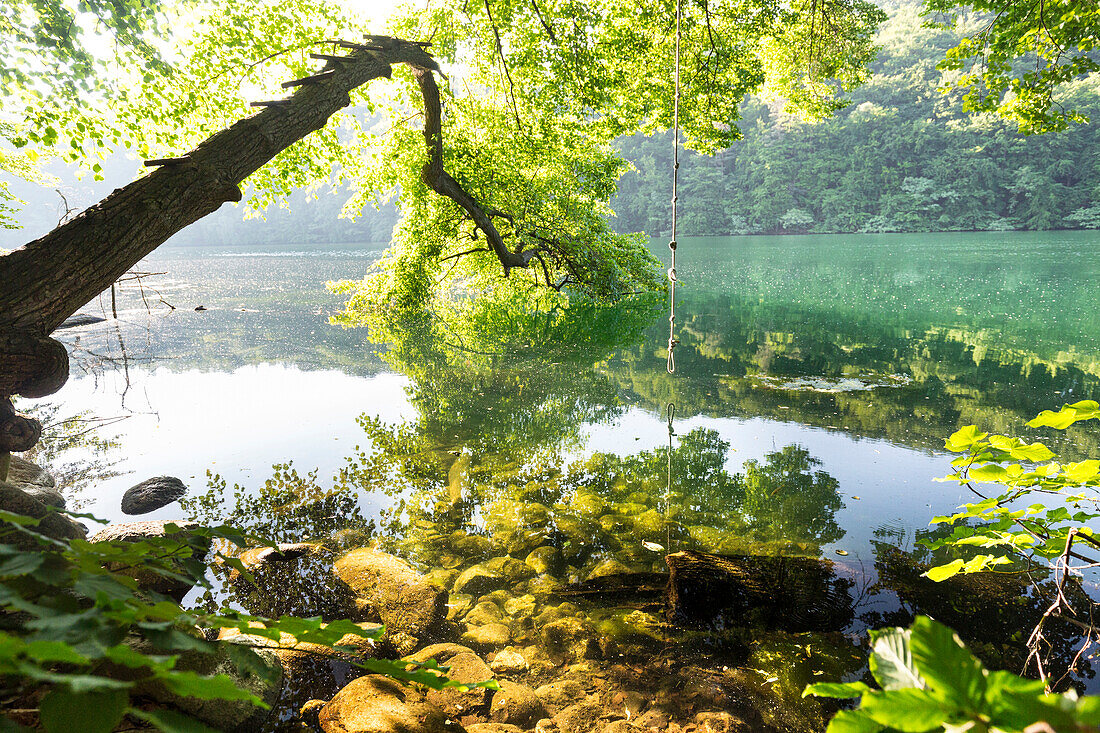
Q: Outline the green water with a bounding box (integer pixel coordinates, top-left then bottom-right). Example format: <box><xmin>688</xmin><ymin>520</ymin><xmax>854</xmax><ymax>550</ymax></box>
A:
<box><xmin>42</xmin><ymin>230</ymin><xmax>1100</xmax><ymax>725</ymax></box>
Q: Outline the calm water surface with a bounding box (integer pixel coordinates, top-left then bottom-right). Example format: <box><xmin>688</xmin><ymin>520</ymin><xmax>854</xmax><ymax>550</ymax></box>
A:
<box><xmin>30</xmin><ymin>230</ymin><xmax>1100</xmax><ymax>705</ymax></box>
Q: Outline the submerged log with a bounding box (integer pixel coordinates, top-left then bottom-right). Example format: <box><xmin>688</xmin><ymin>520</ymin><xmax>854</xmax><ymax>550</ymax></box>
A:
<box><xmin>555</xmin><ymin>550</ymin><xmax>855</xmax><ymax>633</ymax></box>
<box><xmin>665</xmin><ymin>549</ymin><xmax>854</xmax><ymax>633</ymax></box>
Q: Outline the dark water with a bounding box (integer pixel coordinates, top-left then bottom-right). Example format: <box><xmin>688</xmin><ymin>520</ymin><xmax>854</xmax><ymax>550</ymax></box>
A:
<box><xmin>30</xmin><ymin>231</ymin><xmax>1100</xmax><ymax>721</ymax></box>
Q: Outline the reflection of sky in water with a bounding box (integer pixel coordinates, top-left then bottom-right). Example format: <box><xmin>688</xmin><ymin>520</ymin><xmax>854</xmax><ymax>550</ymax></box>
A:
<box><xmin>61</xmin><ymin>366</ymin><xmax>415</xmax><ymax>522</ymax></box>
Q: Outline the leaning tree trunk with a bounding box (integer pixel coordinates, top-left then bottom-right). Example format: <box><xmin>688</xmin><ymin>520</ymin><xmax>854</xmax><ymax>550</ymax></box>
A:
<box><xmin>0</xmin><ymin>37</ymin><xmax>439</xmax><ymax>474</ymax></box>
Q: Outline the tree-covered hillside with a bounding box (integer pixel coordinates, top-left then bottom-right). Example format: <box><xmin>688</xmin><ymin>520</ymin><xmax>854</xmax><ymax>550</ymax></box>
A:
<box><xmin>613</xmin><ymin>0</ymin><xmax>1100</xmax><ymax>236</ymax></box>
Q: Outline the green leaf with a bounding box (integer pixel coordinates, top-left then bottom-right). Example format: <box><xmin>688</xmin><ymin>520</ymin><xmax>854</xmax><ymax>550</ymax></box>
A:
<box><xmin>923</xmin><ymin>559</ymin><xmax>963</xmax><ymax>582</ymax></box>
<box><xmin>944</xmin><ymin>425</ymin><xmax>987</xmax><ymax>452</ymax></box>
<box><xmin>860</xmin><ymin>688</ymin><xmax>950</xmax><ymax>731</ymax></box>
<box><xmin>869</xmin><ymin>627</ymin><xmax>925</xmax><ymax>691</ymax></box>
<box><xmin>157</xmin><ymin>671</ymin><xmax>267</xmax><ymax>706</ymax></box>
<box><xmin>825</xmin><ymin>709</ymin><xmax>885</xmax><ymax>733</ymax></box>
<box><xmin>0</xmin><ymin>551</ymin><xmax>43</xmax><ymax>576</ymax></box>
<box><xmin>129</xmin><ymin>707</ymin><xmax>220</xmax><ymax>733</ymax></box>
<box><xmin>967</xmin><ymin>464</ymin><xmax>1010</xmax><ymax>483</ymax></box>
<box><xmin>803</xmin><ymin>681</ymin><xmax>872</xmax><ymax>698</ymax></box>
<box><xmin>1028</xmin><ymin>401</ymin><xmax>1100</xmax><ymax>429</ymax></box>
<box><xmin>908</xmin><ymin>616</ymin><xmax>986</xmax><ymax>710</ymax></box>
<box><xmin>1061</xmin><ymin>460</ymin><xmax>1100</xmax><ymax>484</ymax></box>
<box><xmin>23</xmin><ymin>640</ymin><xmax>90</xmax><ymax>665</ymax></box>
<box><xmin>39</xmin><ymin>689</ymin><xmax>128</xmax><ymax>733</ymax></box>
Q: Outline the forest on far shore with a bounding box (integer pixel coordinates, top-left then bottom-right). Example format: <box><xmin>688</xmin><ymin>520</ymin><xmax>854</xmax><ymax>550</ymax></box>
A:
<box><xmin>612</xmin><ymin>0</ymin><xmax>1100</xmax><ymax>237</ymax></box>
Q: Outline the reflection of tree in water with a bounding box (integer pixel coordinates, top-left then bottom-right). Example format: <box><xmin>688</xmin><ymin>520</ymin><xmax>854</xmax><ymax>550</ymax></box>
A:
<box><xmin>12</xmin><ymin>399</ymin><xmax>125</xmax><ymax>510</ymax></box>
<box><xmin>181</xmin><ymin>464</ymin><xmax>374</xmax><ymax>620</ymax></box>
<box><xmin>354</xmin><ymin>291</ymin><xmax>663</xmax><ymax>456</ymax></box>
<box><xmin>611</xmin><ymin>291</ymin><xmax>1100</xmax><ymax>458</ymax></box>
<box><xmin>863</xmin><ymin>525</ymin><xmax>1096</xmax><ymax>692</ymax></box>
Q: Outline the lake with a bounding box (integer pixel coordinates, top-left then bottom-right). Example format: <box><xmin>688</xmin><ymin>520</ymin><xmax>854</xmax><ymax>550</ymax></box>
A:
<box><xmin>28</xmin><ymin>230</ymin><xmax>1100</xmax><ymax>721</ymax></box>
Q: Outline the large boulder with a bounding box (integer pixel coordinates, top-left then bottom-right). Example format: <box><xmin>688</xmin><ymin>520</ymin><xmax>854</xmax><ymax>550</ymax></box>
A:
<box><xmin>121</xmin><ymin>476</ymin><xmax>187</xmax><ymax>515</ymax></box>
<box><xmin>6</xmin><ymin>456</ymin><xmax>65</xmax><ymax>508</ymax></box>
<box><xmin>319</xmin><ymin>675</ymin><xmax>465</xmax><ymax>733</ymax></box>
<box><xmin>88</xmin><ymin>520</ymin><xmax>210</xmax><ymax>602</ymax></box>
<box><xmin>333</xmin><ymin>548</ymin><xmax>446</xmax><ymax>655</ymax></box>
<box><xmin>0</xmin><ymin>472</ymin><xmax>85</xmax><ymax>549</ymax></box>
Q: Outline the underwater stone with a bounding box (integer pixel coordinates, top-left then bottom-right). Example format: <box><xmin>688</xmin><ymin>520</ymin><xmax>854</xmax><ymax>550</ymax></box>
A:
<box><xmin>466</xmin><ymin>724</ymin><xmax>524</xmax><ymax>733</ymax></box>
<box><xmin>452</xmin><ymin>531</ymin><xmax>493</xmax><ymax>558</ymax></box>
<box><xmin>502</xmin><ymin>527</ymin><xmax>550</xmax><ymax>557</ymax></box>
<box><xmin>541</xmin><ymin>617</ymin><xmax>601</xmax><ymax>663</ymax></box>
<box><xmin>446</xmin><ymin>593</ymin><xmax>474</xmax><ymax>621</ymax></box>
<box><xmin>426</xmin><ymin>566</ymin><xmax>459</xmax><ymax>590</ymax></box>
<box><xmin>524</xmin><ymin>546</ymin><xmax>563</xmax><ymax>575</ymax></box>
<box><xmin>424</xmin><ymin>651</ymin><xmax>494</xmax><ymax>717</ymax></box>
<box><xmin>461</xmin><ymin>622</ymin><xmax>511</xmax><ymax>650</ymax></box>
<box><xmin>598</xmin><ymin>513</ymin><xmax>634</xmax><ymax>534</ymax></box>
<box><xmin>318</xmin><ymin>675</ymin><xmax>463</xmax><ymax>733</ymax></box>
<box><xmin>485</xmin><ymin>555</ymin><xmax>537</xmax><ymax>582</ymax></box>
<box><xmin>503</xmin><ymin>594</ymin><xmax>536</xmax><ymax>620</ymax></box>
<box><xmin>465</xmin><ymin>600</ymin><xmax>505</xmax><ymax>626</ymax></box>
<box><xmin>570</xmin><ymin>489</ymin><xmax>605</xmax><ymax>518</ymax></box>
<box><xmin>553</xmin><ymin>699</ymin><xmax>605</xmax><ymax>733</ymax></box>
<box><xmin>533</xmin><ymin>679</ymin><xmax>588</xmax><ymax>713</ymax></box>
<box><xmin>526</xmin><ymin>573</ymin><xmax>561</xmax><ymax>596</ymax></box>
<box><xmin>632</xmin><ymin>509</ymin><xmax>667</xmax><ymax>536</ymax></box>
<box><xmin>121</xmin><ymin>476</ymin><xmax>187</xmax><ymax>515</ymax></box>
<box><xmin>693</xmin><ymin>711</ymin><xmax>750</xmax><ymax>732</ymax></box>
<box><xmin>521</xmin><ymin>502</ymin><xmax>550</xmax><ymax>526</ymax></box>
<box><xmin>489</xmin><ymin>648</ymin><xmax>528</xmax><ymax>674</ymax></box>
<box><xmin>584</xmin><ymin>559</ymin><xmax>634</xmax><ymax>582</ymax></box>
<box><xmin>490</xmin><ymin>680</ymin><xmax>547</xmax><ymax>728</ymax></box>
<box><xmin>333</xmin><ymin>548</ymin><xmax>446</xmax><ymax>654</ymax></box>
<box><xmin>453</xmin><ymin>563</ymin><xmax>509</xmax><ymax>596</ymax></box>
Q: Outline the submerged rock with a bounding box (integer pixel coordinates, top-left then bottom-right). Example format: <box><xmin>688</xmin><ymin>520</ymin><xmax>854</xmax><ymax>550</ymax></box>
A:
<box><xmin>584</xmin><ymin>559</ymin><xmax>634</xmax><ymax>582</ymax></box>
<box><xmin>485</xmin><ymin>555</ymin><xmax>537</xmax><ymax>583</ymax></box>
<box><xmin>454</xmin><ymin>563</ymin><xmax>510</xmax><ymax>597</ymax></box>
<box><xmin>541</xmin><ymin>617</ymin><xmax>601</xmax><ymax>663</ymax></box>
<box><xmin>319</xmin><ymin>675</ymin><xmax>464</xmax><ymax>733</ymax></box>
<box><xmin>490</xmin><ymin>680</ymin><xmax>546</xmax><ymax>728</ymax></box>
<box><xmin>466</xmin><ymin>600</ymin><xmax>505</xmax><ymax>626</ymax></box>
<box><xmin>489</xmin><ymin>648</ymin><xmax>528</xmax><ymax>675</ymax></box>
<box><xmin>131</xmin><ymin>638</ymin><xmax>283</xmax><ymax>732</ymax></box>
<box><xmin>553</xmin><ymin>698</ymin><xmax>605</xmax><ymax>733</ymax></box>
<box><xmin>461</xmin><ymin>622</ymin><xmax>511</xmax><ymax>650</ymax></box>
<box><xmin>121</xmin><ymin>476</ymin><xmax>187</xmax><ymax>515</ymax></box>
<box><xmin>525</xmin><ymin>546</ymin><xmax>564</xmax><ymax>576</ymax></box>
<box><xmin>333</xmin><ymin>548</ymin><xmax>446</xmax><ymax>655</ymax></box>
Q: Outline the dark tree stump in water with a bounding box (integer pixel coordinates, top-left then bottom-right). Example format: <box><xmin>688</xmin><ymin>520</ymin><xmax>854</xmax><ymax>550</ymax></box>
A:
<box><xmin>664</xmin><ymin>550</ymin><xmax>854</xmax><ymax>633</ymax></box>
<box><xmin>555</xmin><ymin>551</ymin><xmax>855</xmax><ymax>633</ymax></box>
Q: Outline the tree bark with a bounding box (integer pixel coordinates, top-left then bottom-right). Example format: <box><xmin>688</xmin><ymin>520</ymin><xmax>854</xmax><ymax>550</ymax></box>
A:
<box><xmin>413</xmin><ymin>67</ymin><xmax>534</xmax><ymax>274</ymax></box>
<box><xmin>0</xmin><ymin>37</ymin><xmax>438</xmax><ymax>402</ymax></box>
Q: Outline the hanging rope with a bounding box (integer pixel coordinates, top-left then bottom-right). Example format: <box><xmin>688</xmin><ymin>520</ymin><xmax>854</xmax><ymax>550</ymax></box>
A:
<box><xmin>666</xmin><ymin>0</ymin><xmax>682</xmax><ymax>375</ymax></box>
<box><xmin>662</xmin><ymin>0</ymin><xmax>683</xmax><ymax>554</ymax></box>
<box><xmin>665</xmin><ymin>402</ymin><xmax>676</xmax><ymax>548</ymax></box>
